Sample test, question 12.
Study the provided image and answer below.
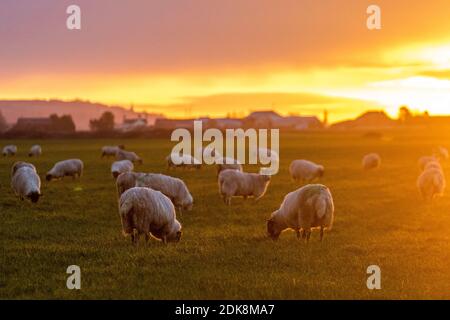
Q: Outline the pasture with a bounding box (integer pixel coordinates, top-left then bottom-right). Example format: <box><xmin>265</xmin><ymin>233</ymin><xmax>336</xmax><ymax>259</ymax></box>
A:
<box><xmin>1</xmin><ymin>130</ymin><xmax>450</xmax><ymax>299</ymax></box>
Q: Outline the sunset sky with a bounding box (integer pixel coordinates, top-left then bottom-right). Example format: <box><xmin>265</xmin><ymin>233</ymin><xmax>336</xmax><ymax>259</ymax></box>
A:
<box><xmin>0</xmin><ymin>0</ymin><xmax>449</xmax><ymax>123</ymax></box>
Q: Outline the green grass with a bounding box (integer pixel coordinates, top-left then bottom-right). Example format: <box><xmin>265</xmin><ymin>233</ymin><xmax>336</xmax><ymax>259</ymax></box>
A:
<box><xmin>1</xmin><ymin>131</ymin><xmax>450</xmax><ymax>299</ymax></box>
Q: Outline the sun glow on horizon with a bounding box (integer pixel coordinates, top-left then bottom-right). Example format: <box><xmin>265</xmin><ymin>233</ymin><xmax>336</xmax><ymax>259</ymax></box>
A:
<box><xmin>1</xmin><ymin>41</ymin><xmax>449</xmax><ymax>123</ymax></box>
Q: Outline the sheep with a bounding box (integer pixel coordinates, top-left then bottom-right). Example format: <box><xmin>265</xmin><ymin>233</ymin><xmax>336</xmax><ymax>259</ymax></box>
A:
<box><xmin>46</xmin><ymin>159</ymin><xmax>83</xmax><ymax>181</ymax></box>
<box><xmin>216</xmin><ymin>157</ymin><xmax>243</xmax><ymax>176</ymax></box>
<box><xmin>11</xmin><ymin>161</ymin><xmax>36</xmax><ymax>177</ymax></box>
<box><xmin>116</xmin><ymin>149</ymin><xmax>143</xmax><ymax>164</ymax></box>
<box><xmin>417</xmin><ymin>168</ymin><xmax>446</xmax><ymax>202</ymax></box>
<box><xmin>166</xmin><ymin>153</ymin><xmax>201</xmax><ymax>170</ymax></box>
<box><xmin>267</xmin><ymin>184</ymin><xmax>334</xmax><ymax>242</ymax></box>
<box><xmin>218</xmin><ymin>169</ymin><xmax>271</xmax><ymax>205</ymax></box>
<box><xmin>119</xmin><ymin>187</ymin><xmax>182</xmax><ymax>245</ymax></box>
<box><xmin>362</xmin><ymin>153</ymin><xmax>381</xmax><ymax>170</ymax></box>
<box><xmin>11</xmin><ymin>161</ymin><xmax>42</xmax><ymax>203</ymax></box>
<box><xmin>135</xmin><ymin>173</ymin><xmax>194</xmax><ymax>213</ymax></box>
<box><xmin>434</xmin><ymin>146</ymin><xmax>449</xmax><ymax>161</ymax></box>
<box><xmin>116</xmin><ymin>172</ymin><xmax>145</xmax><ymax>197</ymax></box>
<box><xmin>28</xmin><ymin>145</ymin><xmax>42</xmax><ymax>157</ymax></box>
<box><xmin>111</xmin><ymin>160</ymin><xmax>134</xmax><ymax>179</ymax></box>
<box><xmin>418</xmin><ymin>155</ymin><xmax>439</xmax><ymax>171</ymax></box>
<box><xmin>2</xmin><ymin>145</ymin><xmax>17</xmax><ymax>157</ymax></box>
<box><xmin>289</xmin><ymin>160</ymin><xmax>324</xmax><ymax>183</ymax></box>
<box><xmin>101</xmin><ymin>145</ymin><xmax>125</xmax><ymax>158</ymax></box>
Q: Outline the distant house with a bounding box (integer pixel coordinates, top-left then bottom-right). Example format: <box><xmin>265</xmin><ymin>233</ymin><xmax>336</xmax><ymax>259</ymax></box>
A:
<box><xmin>273</xmin><ymin>115</ymin><xmax>323</xmax><ymax>130</ymax></box>
<box><xmin>331</xmin><ymin>111</ymin><xmax>396</xmax><ymax>130</ymax></box>
<box><xmin>245</xmin><ymin>111</ymin><xmax>323</xmax><ymax>130</ymax></box>
<box><xmin>214</xmin><ymin>118</ymin><xmax>243</xmax><ymax>129</ymax></box>
<box><xmin>153</xmin><ymin>118</ymin><xmax>196</xmax><ymax>130</ymax></box>
<box><xmin>245</xmin><ymin>111</ymin><xmax>284</xmax><ymax>128</ymax></box>
<box><xmin>118</xmin><ymin>117</ymin><xmax>148</xmax><ymax>132</ymax></box>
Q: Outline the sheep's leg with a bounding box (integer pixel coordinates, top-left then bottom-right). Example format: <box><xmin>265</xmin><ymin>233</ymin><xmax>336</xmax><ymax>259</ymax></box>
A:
<box><xmin>305</xmin><ymin>229</ymin><xmax>311</xmax><ymax>243</ymax></box>
<box><xmin>145</xmin><ymin>233</ymin><xmax>150</xmax><ymax>244</ymax></box>
<box><xmin>162</xmin><ymin>235</ymin><xmax>167</xmax><ymax>245</ymax></box>
<box><xmin>178</xmin><ymin>207</ymin><xmax>183</xmax><ymax>217</ymax></box>
<box><xmin>131</xmin><ymin>229</ymin><xmax>139</xmax><ymax>246</ymax></box>
<box><xmin>320</xmin><ymin>226</ymin><xmax>324</xmax><ymax>242</ymax></box>
<box><xmin>296</xmin><ymin>230</ymin><xmax>301</xmax><ymax>239</ymax></box>
<box><xmin>300</xmin><ymin>229</ymin><xmax>306</xmax><ymax>240</ymax></box>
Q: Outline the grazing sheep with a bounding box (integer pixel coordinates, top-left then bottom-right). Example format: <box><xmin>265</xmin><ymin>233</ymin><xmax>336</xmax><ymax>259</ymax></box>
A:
<box><xmin>267</xmin><ymin>184</ymin><xmax>334</xmax><ymax>242</ymax></box>
<box><xmin>116</xmin><ymin>172</ymin><xmax>144</xmax><ymax>197</ymax></box>
<box><xmin>46</xmin><ymin>159</ymin><xmax>83</xmax><ymax>181</ymax></box>
<box><xmin>101</xmin><ymin>145</ymin><xmax>125</xmax><ymax>158</ymax></box>
<box><xmin>2</xmin><ymin>145</ymin><xmax>17</xmax><ymax>157</ymax></box>
<box><xmin>434</xmin><ymin>146</ymin><xmax>449</xmax><ymax>161</ymax></box>
<box><xmin>116</xmin><ymin>149</ymin><xmax>143</xmax><ymax>164</ymax></box>
<box><xmin>135</xmin><ymin>173</ymin><xmax>194</xmax><ymax>213</ymax></box>
<box><xmin>218</xmin><ymin>169</ymin><xmax>271</xmax><ymax>205</ymax></box>
<box><xmin>216</xmin><ymin>157</ymin><xmax>243</xmax><ymax>176</ymax></box>
<box><xmin>166</xmin><ymin>153</ymin><xmax>201</xmax><ymax>170</ymax></box>
<box><xmin>111</xmin><ymin>160</ymin><xmax>134</xmax><ymax>179</ymax></box>
<box><xmin>418</xmin><ymin>155</ymin><xmax>439</xmax><ymax>171</ymax></box>
<box><xmin>28</xmin><ymin>145</ymin><xmax>42</xmax><ymax>157</ymax></box>
<box><xmin>417</xmin><ymin>168</ymin><xmax>446</xmax><ymax>202</ymax></box>
<box><xmin>119</xmin><ymin>187</ymin><xmax>182</xmax><ymax>245</ymax></box>
<box><xmin>11</xmin><ymin>161</ymin><xmax>36</xmax><ymax>177</ymax></box>
<box><xmin>289</xmin><ymin>160</ymin><xmax>324</xmax><ymax>183</ymax></box>
<box><xmin>11</xmin><ymin>161</ymin><xmax>42</xmax><ymax>203</ymax></box>
<box><xmin>362</xmin><ymin>153</ymin><xmax>381</xmax><ymax>170</ymax></box>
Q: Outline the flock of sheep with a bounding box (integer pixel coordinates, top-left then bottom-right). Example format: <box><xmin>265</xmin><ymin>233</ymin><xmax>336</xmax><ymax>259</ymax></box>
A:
<box><xmin>3</xmin><ymin>142</ymin><xmax>448</xmax><ymax>246</ymax></box>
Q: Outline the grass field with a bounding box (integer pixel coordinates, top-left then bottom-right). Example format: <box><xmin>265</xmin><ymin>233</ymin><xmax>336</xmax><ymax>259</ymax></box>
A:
<box><xmin>1</xmin><ymin>130</ymin><xmax>450</xmax><ymax>299</ymax></box>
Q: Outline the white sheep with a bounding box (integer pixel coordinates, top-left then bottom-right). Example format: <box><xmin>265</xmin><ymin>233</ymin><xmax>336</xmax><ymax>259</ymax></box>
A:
<box><xmin>46</xmin><ymin>159</ymin><xmax>84</xmax><ymax>181</ymax></box>
<box><xmin>111</xmin><ymin>160</ymin><xmax>134</xmax><ymax>179</ymax></box>
<box><xmin>119</xmin><ymin>187</ymin><xmax>182</xmax><ymax>245</ymax></box>
<box><xmin>101</xmin><ymin>145</ymin><xmax>125</xmax><ymax>158</ymax></box>
<box><xmin>289</xmin><ymin>160</ymin><xmax>324</xmax><ymax>183</ymax></box>
<box><xmin>267</xmin><ymin>184</ymin><xmax>334</xmax><ymax>242</ymax></box>
<box><xmin>2</xmin><ymin>145</ymin><xmax>17</xmax><ymax>156</ymax></box>
<box><xmin>116</xmin><ymin>172</ymin><xmax>144</xmax><ymax>197</ymax></box>
<box><xmin>218</xmin><ymin>169</ymin><xmax>271</xmax><ymax>205</ymax></box>
<box><xmin>166</xmin><ymin>153</ymin><xmax>201</xmax><ymax>170</ymax></box>
<box><xmin>11</xmin><ymin>161</ymin><xmax>42</xmax><ymax>203</ymax></box>
<box><xmin>216</xmin><ymin>157</ymin><xmax>243</xmax><ymax>176</ymax></box>
<box><xmin>28</xmin><ymin>145</ymin><xmax>42</xmax><ymax>157</ymax></box>
<box><xmin>418</xmin><ymin>155</ymin><xmax>439</xmax><ymax>171</ymax></box>
<box><xmin>135</xmin><ymin>173</ymin><xmax>194</xmax><ymax>213</ymax></box>
<box><xmin>116</xmin><ymin>149</ymin><xmax>143</xmax><ymax>164</ymax></box>
<box><xmin>362</xmin><ymin>153</ymin><xmax>381</xmax><ymax>170</ymax></box>
<box><xmin>417</xmin><ymin>168</ymin><xmax>446</xmax><ymax>202</ymax></box>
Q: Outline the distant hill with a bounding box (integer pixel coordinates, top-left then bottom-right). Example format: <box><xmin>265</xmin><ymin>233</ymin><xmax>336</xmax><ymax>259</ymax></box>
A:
<box><xmin>0</xmin><ymin>100</ymin><xmax>163</xmax><ymax>131</ymax></box>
